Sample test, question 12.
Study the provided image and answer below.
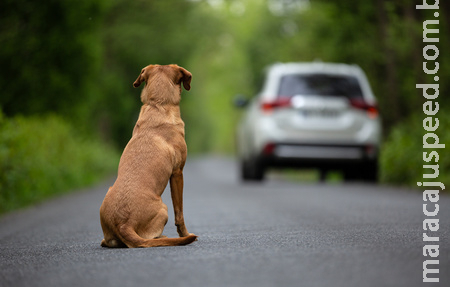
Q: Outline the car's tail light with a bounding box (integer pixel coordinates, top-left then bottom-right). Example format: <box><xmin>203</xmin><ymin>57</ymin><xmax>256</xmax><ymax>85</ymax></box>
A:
<box><xmin>260</xmin><ymin>98</ymin><xmax>291</xmax><ymax>114</ymax></box>
<box><xmin>349</xmin><ymin>98</ymin><xmax>379</xmax><ymax>119</ymax></box>
<box><xmin>262</xmin><ymin>143</ymin><xmax>276</xmax><ymax>155</ymax></box>
<box><xmin>365</xmin><ymin>144</ymin><xmax>377</xmax><ymax>158</ymax></box>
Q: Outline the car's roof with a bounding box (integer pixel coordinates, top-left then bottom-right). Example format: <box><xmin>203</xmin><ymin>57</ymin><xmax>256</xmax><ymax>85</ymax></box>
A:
<box><xmin>266</xmin><ymin>62</ymin><xmax>364</xmax><ymax>76</ymax></box>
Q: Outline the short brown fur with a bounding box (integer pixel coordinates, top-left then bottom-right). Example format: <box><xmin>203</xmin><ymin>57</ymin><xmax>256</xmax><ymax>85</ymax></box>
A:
<box><xmin>99</xmin><ymin>64</ymin><xmax>197</xmax><ymax>248</ymax></box>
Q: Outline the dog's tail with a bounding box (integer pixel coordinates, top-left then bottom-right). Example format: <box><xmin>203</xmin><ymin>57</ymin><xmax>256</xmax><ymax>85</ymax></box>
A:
<box><xmin>119</xmin><ymin>225</ymin><xmax>197</xmax><ymax>248</ymax></box>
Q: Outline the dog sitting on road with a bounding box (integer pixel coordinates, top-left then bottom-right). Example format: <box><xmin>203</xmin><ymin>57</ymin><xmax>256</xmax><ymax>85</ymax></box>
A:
<box><xmin>99</xmin><ymin>64</ymin><xmax>197</xmax><ymax>248</ymax></box>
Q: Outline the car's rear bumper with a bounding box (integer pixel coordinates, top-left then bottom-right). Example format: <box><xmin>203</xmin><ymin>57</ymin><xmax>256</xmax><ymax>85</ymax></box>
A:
<box><xmin>258</xmin><ymin>143</ymin><xmax>377</xmax><ymax>169</ymax></box>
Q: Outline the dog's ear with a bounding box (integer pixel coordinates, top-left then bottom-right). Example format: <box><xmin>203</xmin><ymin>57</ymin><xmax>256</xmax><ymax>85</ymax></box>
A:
<box><xmin>133</xmin><ymin>68</ymin><xmax>146</xmax><ymax>88</ymax></box>
<box><xmin>179</xmin><ymin>67</ymin><xmax>192</xmax><ymax>91</ymax></box>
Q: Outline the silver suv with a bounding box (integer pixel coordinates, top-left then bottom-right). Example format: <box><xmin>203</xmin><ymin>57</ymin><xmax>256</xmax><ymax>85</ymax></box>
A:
<box><xmin>234</xmin><ymin>62</ymin><xmax>381</xmax><ymax>182</ymax></box>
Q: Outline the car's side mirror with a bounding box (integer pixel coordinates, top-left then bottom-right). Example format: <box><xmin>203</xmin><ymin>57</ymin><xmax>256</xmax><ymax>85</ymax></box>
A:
<box><xmin>233</xmin><ymin>94</ymin><xmax>249</xmax><ymax>108</ymax></box>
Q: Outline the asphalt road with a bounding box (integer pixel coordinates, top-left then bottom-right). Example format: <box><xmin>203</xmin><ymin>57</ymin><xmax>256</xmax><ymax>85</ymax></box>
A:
<box><xmin>0</xmin><ymin>156</ymin><xmax>449</xmax><ymax>287</ymax></box>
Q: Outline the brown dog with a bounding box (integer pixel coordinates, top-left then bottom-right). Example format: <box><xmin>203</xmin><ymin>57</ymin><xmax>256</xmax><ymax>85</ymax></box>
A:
<box><xmin>99</xmin><ymin>64</ymin><xmax>197</xmax><ymax>248</ymax></box>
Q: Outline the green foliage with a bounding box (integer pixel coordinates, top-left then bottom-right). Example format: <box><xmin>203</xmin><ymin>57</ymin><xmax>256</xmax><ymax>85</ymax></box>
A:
<box><xmin>0</xmin><ymin>112</ymin><xmax>119</xmax><ymax>213</ymax></box>
<box><xmin>184</xmin><ymin>2</ymin><xmax>255</xmax><ymax>153</ymax></box>
<box><xmin>0</xmin><ymin>0</ymin><xmax>117</xmax><ymax>213</ymax></box>
<box><xmin>0</xmin><ymin>0</ymin><xmax>109</xmax><ymax>125</ymax></box>
<box><xmin>380</xmin><ymin>113</ymin><xmax>450</xmax><ymax>188</ymax></box>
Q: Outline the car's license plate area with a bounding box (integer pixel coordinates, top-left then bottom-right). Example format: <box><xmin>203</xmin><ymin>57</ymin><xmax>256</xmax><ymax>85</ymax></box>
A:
<box><xmin>299</xmin><ymin>109</ymin><xmax>340</xmax><ymax>118</ymax></box>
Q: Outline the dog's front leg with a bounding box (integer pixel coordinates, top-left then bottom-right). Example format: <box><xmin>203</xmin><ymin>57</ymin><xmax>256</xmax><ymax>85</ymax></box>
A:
<box><xmin>170</xmin><ymin>171</ymin><xmax>190</xmax><ymax>237</ymax></box>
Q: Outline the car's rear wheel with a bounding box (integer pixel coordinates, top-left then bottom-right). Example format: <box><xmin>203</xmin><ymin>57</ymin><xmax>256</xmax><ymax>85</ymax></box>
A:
<box><xmin>362</xmin><ymin>160</ymin><xmax>378</xmax><ymax>183</ymax></box>
<box><xmin>241</xmin><ymin>157</ymin><xmax>265</xmax><ymax>181</ymax></box>
<box><xmin>343</xmin><ymin>160</ymin><xmax>378</xmax><ymax>183</ymax></box>
<box><xmin>343</xmin><ymin>167</ymin><xmax>361</xmax><ymax>182</ymax></box>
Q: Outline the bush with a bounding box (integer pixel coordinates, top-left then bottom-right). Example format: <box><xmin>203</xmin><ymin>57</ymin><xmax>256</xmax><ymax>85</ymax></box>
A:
<box><xmin>380</xmin><ymin>113</ymin><xmax>450</xmax><ymax>189</ymax></box>
<box><xmin>0</xmin><ymin>112</ymin><xmax>119</xmax><ymax>213</ymax></box>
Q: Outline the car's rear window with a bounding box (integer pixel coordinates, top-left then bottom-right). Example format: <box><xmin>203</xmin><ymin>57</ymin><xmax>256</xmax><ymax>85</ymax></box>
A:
<box><xmin>278</xmin><ymin>74</ymin><xmax>363</xmax><ymax>99</ymax></box>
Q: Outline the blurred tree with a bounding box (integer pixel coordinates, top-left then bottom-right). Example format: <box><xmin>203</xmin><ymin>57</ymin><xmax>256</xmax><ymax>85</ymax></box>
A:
<box><xmin>0</xmin><ymin>0</ymin><xmax>108</xmax><ymax>125</ymax></box>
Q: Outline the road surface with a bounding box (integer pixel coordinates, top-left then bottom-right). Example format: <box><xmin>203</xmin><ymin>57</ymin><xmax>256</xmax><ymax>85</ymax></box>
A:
<box><xmin>0</xmin><ymin>156</ymin><xmax>449</xmax><ymax>287</ymax></box>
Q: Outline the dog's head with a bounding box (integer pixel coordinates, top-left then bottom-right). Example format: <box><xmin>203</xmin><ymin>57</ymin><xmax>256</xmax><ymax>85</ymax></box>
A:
<box><xmin>133</xmin><ymin>64</ymin><xmax>191</xmax><ymax>93</ymax></box>
<box><xmin>133</xmin><ymin>64</ymin><xmax>191</xmax><ymax>105</ymax></box>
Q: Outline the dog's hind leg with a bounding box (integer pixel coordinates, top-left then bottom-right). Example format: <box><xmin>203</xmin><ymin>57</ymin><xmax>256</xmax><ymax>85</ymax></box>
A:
<box><xmin>140</xmin><ymin>203</ymin><xmax>169</xmax><ymax>240</ymax></box>
<box><xmin>101</xmin><ymin>237</ymin><xmax>126</xmax><ymax>248</ymax></box>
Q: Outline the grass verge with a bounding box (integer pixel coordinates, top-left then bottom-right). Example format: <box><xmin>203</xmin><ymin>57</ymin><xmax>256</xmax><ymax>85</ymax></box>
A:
<box><xmin>0</xmin><ymin>112</ymin><xmax>119</xmax><ymax>214</ymax></box>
